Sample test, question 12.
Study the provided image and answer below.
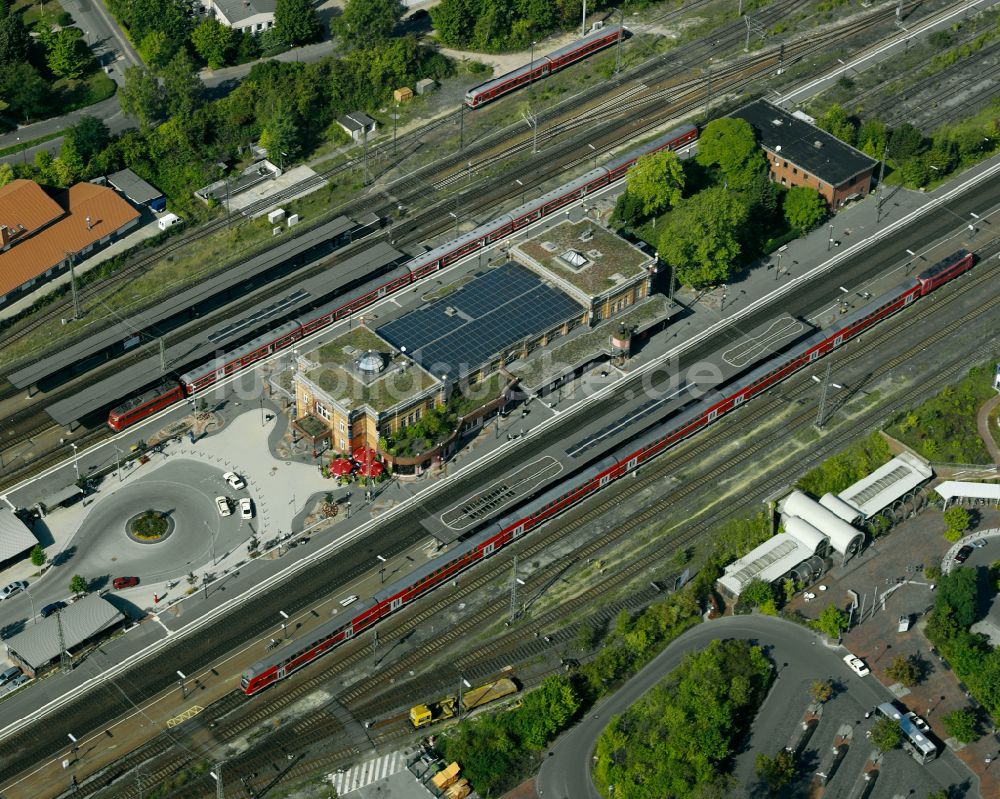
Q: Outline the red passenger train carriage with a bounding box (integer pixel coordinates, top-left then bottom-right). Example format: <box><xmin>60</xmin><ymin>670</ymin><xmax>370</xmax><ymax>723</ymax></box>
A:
<box><xmin>239</xmin><ymin>251</ymin><xmax>978</xmax><ymax>696</ymax></box>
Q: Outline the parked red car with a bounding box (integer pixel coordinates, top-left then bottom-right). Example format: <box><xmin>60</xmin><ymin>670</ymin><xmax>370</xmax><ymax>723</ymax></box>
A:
<box><xmin>113</xmin><ymin>576</ymin><xmax>139</xmax><ymax>590</ymax></box>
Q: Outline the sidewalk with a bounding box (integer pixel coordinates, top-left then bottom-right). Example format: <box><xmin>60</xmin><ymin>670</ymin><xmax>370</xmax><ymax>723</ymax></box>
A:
<box><xmin>977</xmin><ymin>393</ymin><xmax>1000</xmax><ymax>467</ymax></box>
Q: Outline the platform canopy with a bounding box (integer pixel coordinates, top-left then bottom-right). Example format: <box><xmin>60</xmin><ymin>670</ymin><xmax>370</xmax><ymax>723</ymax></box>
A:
<box><xmin>936</xmin><ymin>481</ymin><xmax>1000</xmax><ymax>506</ymax></box>
<box><xmin>0</xmin><ymin>509</ymin><xmax>36</xmax><ymax>563</ymax></box>
<box><xmin>838</xmin><ymin>451</ymin><xmax>933</xmax><ymax>519</ymax></box>
<box><xmin>5</xmin><ymin>594</ymin><xmax>124</xmax><ymax>672</ymax></box>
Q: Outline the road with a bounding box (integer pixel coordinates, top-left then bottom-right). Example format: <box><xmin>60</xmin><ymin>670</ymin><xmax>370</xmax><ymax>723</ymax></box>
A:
<box><xmin>536</xmin><ymin>616</ymin><xmax>973</xmax><ymax>799</ymax></box>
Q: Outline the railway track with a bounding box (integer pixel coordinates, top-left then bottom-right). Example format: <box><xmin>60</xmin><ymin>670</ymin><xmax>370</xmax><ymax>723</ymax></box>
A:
<box><xmin>79</xmin><ymin>241</ymin><xmax>1000</xmax><ymax>798</ymax></box>
<box><xmin>0</xmin><ymin>0</ymin><xmax>916</xmax><ymax>491</ymax></box>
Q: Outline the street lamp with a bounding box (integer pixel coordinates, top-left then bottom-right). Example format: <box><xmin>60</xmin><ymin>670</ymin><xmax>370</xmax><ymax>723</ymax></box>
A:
<box><xmin>346</xmin><ymin>500</ymin><xmax>352</xmax><ymax>519</ymax></box>
<box><xmin>279</xmin><ymin>610</ymin><xmax>289</xmax><ymax>639</ymax></box>
<box><xmin>828</xmin><ymin>223</ymin><xmax>834</xmax><ymax>252</ymax></box>
<box><xmin>588</xmin><ymin>142</ymin><xmax>597</xmax><ymax>169</ymax></box>
<box><xmin>377</xmin><ymin>554</ymin><xmax>387</xmax><ymax>583</ymax></box>
<box><xmin>69</xmin><ymin>442</ymin><xmax>80</xmax><ymax>483</ymax></box>
<box><xmin>515</xmin><ymin>177</ymin><xmax>525</xmax><ymax>204</ymax></box>
<box><xmin>177</xmin><ymin>670</ymin><xmax>187</xmax><ymax>699</ymax></box>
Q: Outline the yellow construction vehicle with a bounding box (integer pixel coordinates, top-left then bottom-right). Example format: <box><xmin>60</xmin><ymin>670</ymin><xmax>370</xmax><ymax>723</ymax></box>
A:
<box><xmin>410</xmin><ymin>678</ymin><xmax>518</xmax><ymax>728</ymax></box>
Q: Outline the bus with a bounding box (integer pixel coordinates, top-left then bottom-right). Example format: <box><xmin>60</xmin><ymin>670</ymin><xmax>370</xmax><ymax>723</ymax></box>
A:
<box><xmin>876</xmin><ymin>703</ymin><xmax>938</xmax><ymax>763</ymax></box>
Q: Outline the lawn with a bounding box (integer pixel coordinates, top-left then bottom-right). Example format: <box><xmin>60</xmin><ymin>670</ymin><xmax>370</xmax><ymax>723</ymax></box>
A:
<box><xmin>54</xmin><ymin>69</ymin><xmax>117</xmax><ymax>112</ymax></box>
<box><xmin>886</xmin><ymin>359</ymin><xmax>999</xmax><ymax>464</ymax></box>
<box><xmin>12</xmin><ymin>0</ymin><xmax>65</xmax><ymax>26</ymax></box>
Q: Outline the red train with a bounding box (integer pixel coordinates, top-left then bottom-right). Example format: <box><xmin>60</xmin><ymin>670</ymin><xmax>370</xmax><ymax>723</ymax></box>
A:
<box><xmin>464</xmin><ymin>25</ymin><xmax>624</xmax><ymax>109</ymax></box>
<box><xmin>240</xmin><ymin>249</ymin><xmax>977</xmax><ymax>695</ymax></box>
<box><xmin>107</xmin><ymin>124</ymin><xmax>699</xmax><ymax>431</ymax></box>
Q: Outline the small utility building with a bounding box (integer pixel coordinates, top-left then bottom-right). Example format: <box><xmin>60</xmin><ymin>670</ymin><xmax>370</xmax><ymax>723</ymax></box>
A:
<box><xmin>730</xmin><ymin>99</ymin><xmax>878</xmax><ymax>211</ymax></box>
<box><xmin>107</xmin><ymin>168</ymin><xmax>165</xmax><ymax>211</ymax></box>
<box><xmin>4</xmin><ymin>594</ymin><xmax>126</xmax><ymax>676</ymax></box>
<box><xmin>337</xmin><ymin>112</ymin><xmax>378</xmax><ymax>142</ymax></box>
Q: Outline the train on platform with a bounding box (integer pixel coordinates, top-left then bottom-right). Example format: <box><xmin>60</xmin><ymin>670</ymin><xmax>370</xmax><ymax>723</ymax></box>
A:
<box><xmin>464</xmin><ymin>25</ymin><xmax>624</xmax><ymax>109</ymax></box>
<box><xmin>108</xmin><ymin>123</ymin><xmax>699</xmax><ymax>431</ymax></box>
<box><xmin>240</xmin><ymin>247</ymin><xmax>977</xmax><ymax>695</ymax></box>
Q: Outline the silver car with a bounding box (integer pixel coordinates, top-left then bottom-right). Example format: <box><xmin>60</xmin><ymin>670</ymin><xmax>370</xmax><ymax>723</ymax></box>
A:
<box><xmin>0</xmin><ymin>580</ymin><xmax>28</xmax><ymax>601</ymax></box>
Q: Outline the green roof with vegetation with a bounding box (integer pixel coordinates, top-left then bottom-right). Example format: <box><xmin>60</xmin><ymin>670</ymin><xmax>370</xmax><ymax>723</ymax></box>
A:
<box><xmin>517</xmin><ymin>220</ymin><xmax>649</xmax><ymax>296</ymax></box>
<box><xmin>302</xmin><ymin>327</ymin><xmax>436</xmax><ymax>413</ymax></box>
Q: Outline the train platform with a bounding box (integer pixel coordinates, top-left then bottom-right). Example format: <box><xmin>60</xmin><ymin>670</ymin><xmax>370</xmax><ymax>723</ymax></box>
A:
<box><xmin>41</xmin><ymin>242</ymin><xmax>403</xmax><ymax>427</ymax></box>
<box><xmin>2</xmin><ymin>146</ymin><xmax>997</xmax><ymax>796</ymax></box>
<box><xmin>5</xmin><ymin>214</ymin><xmax>368</xmax><ymax>391</ymax></box>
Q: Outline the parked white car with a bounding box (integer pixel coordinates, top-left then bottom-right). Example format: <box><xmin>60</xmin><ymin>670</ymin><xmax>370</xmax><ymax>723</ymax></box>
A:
<box><xmin>843</xmin><ymin>653</ymin><xmax>870</xmax><ymax>677</ymax></box>
<box><xmin>215</xmin><ymin>497</ymin><xmax>232</xmax><ymax>517</ymax></box>
<box><xmin>239</xmin><ymin>497</ymin><xmax>253</xmax><ymax>520</ymax></box>
<box><xmin>223</xmin><ymin>472</ymin><xmax>246</xmax><ymax>491</ymax></box>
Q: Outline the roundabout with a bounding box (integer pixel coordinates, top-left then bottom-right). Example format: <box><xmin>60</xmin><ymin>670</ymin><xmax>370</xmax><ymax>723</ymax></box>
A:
<box><xmin>125</xmin><ymin>510</ymin><xmax>175</xmax><ymax>544</ymax></box>
<box><xmin>55</xmin><ymin>459</ymin><xmax>253</xmax><ymax>586</ymax></box>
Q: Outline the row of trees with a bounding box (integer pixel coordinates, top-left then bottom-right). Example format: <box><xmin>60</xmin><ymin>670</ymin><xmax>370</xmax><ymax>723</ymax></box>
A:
<box><xmin>8</xmin><ymin>37</ymin><xmax>452</xmax><ymax>211</ymax></box>
<box><xmin>612</xmin><ymin>117</ymin><xmax>828</xmax><ymax>288</ymax></box>
<box><xmin>106</xmin><ymin>0</ymin><xmax>322</xmax><ymax>72</ymax></box>
<box><xmin>815</xmin><ymin>101</ymin><xmax>997</xmax><ymax>189</ymax></box>
<box><xmin>0</xmin><ymin>1</ymin><xmax>105</xmax><ymax>126</ymax></box>
<box><xmin>926</xmin><ymin>567</ymin><xmax>1000</xmax><ymax>720</ymax></box>
<box><xmin>593</xmin><ymin>638</ymin><xmax>773</xmax><ymax>799</ymax></box>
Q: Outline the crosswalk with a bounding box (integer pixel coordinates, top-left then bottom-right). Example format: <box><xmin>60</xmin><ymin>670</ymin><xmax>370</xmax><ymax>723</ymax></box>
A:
<box><xmin>328</xmin><ymin>751</ymin><xmax>405</xmax><ymax>795</ymax></box>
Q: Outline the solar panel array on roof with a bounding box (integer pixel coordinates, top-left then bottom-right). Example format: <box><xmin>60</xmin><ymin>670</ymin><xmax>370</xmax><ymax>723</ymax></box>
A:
<box><xmin>377</xmin><ymin>263</ymin><xmax>583</xmax><ymax>379</ymax></box>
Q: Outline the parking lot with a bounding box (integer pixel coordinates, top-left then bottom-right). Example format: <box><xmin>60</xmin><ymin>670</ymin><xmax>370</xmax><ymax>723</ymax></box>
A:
<box><xmin>787</xmin><ymin>506</ymin><xmax>1000</xmax><ymax>797</ymax></box>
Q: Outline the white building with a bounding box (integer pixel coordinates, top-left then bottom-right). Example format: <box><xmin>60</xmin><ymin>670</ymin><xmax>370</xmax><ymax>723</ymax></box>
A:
<box><xmin>197</xmin><ymin>0</ymin><xmax>276</xmax><ymax>34</ymax></box>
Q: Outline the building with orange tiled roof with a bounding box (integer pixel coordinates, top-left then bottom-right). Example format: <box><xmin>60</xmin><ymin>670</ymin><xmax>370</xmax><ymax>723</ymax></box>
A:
<box><xmin>0</xmin><ymin>179</ymin><xmax>141</xmax><ymax>307</ymax></box>
<box><xmin>0</xmin><ymin>179</ymin><xmax>65</xmax><ymax>251</ymax></box>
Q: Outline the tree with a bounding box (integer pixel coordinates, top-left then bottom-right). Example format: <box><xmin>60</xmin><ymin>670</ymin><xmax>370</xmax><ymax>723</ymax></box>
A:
<box><xmin>816</xmin><ymin>103</ymin><xmax>857</xmax><ymax>145</ymax></box>
<box><xmin>46</xmin><ymin>28</ymin><xmax>90</xmax><ymax>80</ymax></box>
<box><xmin>814</xmin><ymin>605</ymin><xmax>849</xmax><ymax>640</ymax></box>
<box><xmin>695</xmin><ymin>117</ymin><xmax>767</xmax><ymax>191</ymax></box>
<box><xmin>659</xmin><ymin>187</ymin><xmax>749</xmax><ymax>287</ymax></box>
<box><xmin>938</xmin><ymin>567</ymin><xmax>978</xmax><ymax>628</ymax></box>
<box><xmin>889</xmin><ymin>122</ymin><xmax>927</xmax><ymax>160</ymax></box>
<box><xmin>69</xmin><ymin>574</ymin><xmax>88</xmax><ymax>596</ymax></box>
<box><xmin>120</xmin><ymin>65</ymin><xmax>166</xmax><ymax>128</ymax></box>
<box><xmin>63</xmin><ymin>116</ymin><xmax>110</xmax><ymax>165</ymax></box>
<box><xmin>869</xmin><ymin>716</ymin><xmax>902</xmax><ymax>753</ymax></box>
<box><xmin>740</xmin><ymin>578</ymin><xmax>774</xmax><ymax>608</ymax></box>
<box><xmin>809</xmin><ymin>679</ymin><xmax>833</xmax><ymax>704</ymax></box>
<box><xmin>943</xmin><ymin>506</ymin><xmax>970</xmax><ymax>542</ymax></box>
<box><xmin>258</xmin><ymin>101</ymin><xmax>302</xmax><ymax>163</ymax></box>
<box><xmin>337</xmin><ymin>0</ymin><xmax>404</xmax><ymax>46</ymax></box>
<box><xmin>610</xmin><ymin>189</ymin><xmax>643</xmax><ymax>228</ymax></box>
<box><xmin>160</xmin><ymin>48</ymin><xmax>204</xmax><ymax>118</ymax></box>
<box><xmin>885</xmin><ymin>655</ymin><xmax>920</xmax><ymax>687</ymax></box>
<box><xmin>0</xmin><ymin>162</ymin><xmax>13</xmax><ymax>189</ymax></box>
<box><xmin>783</xmin><ymin>185</ymin><xmax>826</xmax><ymax>232</ymax></box>
<box><xmin>0</xmin><ymin>61</ymin><xmax>51</xmax><ymax>122</ymax></box>
<box><xmin>137</xmin><ymin>29</ymin><xmax>172</xmax><ymax>69</ymax></box>
<box><xmin>0</xmin><ymin>7</ymin><xmax>33</xmax><ymax>65</ymax></box>
<box><xmin>625</xmin><ymin>150</ymin><xmax>685</xmax><ymax>217</ymax></box>
<box><xmin>30</xmin><ymin>544</ymin><xmax>46</xmax><ymax>568</ymax></box>
<box><xmin>941</xmin><ymin>708</ymin><xmax>978</xmax><ymax>743</ymax></box>
<box><xmin>857</xmin><ymin>118</ymin><xmax>889</xmax><ymax>159</ymax></box>
<box><xmin>191</xmin><ymin>17</ymin><xmax>235</xmax><ymax>69</ymax></box>
<box><xmin>755</xmin><ymin>749</ymin><xmax>795</xmax><ymax>791</ymax></box>
<box><xmin>274</xmin><ymin>0</ymin><xmax>322</xmax><ymax>47</ymax></box>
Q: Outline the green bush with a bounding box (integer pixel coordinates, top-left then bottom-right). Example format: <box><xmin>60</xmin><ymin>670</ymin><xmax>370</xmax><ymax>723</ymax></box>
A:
<box><xmin>887</xmin><ymin>359</ymin><xmax>998</xmax><ymax>463</ymax></box>
<box><xmin>941</xmin><ymin>708</ymin><xmax>978</xmax><ymax>743</ymax></box>
<box><xmin>797</xmin><ymin>431</ymin><xmax>892</xmax><ymax>496</ymax></box>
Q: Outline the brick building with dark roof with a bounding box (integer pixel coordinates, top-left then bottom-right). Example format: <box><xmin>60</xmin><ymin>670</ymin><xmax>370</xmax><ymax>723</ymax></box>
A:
<box><xmin>0</xmin><ymin>180</ymin><xmax>140</xmax><ymax>307</ymax></box>
<box><xmin>730</xmin><ymin>99</ymin><xmax>878</xmax><ymax>211</ymax></box>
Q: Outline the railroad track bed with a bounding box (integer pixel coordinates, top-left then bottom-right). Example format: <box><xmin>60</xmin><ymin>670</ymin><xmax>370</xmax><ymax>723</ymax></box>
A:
<box><xmin>75</xmin><ymin>245</ymin><xmax>1000</xmax><ymax>798</ymax></box>
<box><xmin>0</xmin><ymin>0</ymin><xmax>921</xmax><ymax>492</ymax></box>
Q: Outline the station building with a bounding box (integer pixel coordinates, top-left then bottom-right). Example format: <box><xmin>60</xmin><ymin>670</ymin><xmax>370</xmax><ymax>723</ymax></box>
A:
<box><xmin>512</xmin><ymin>218</ymin><xmax>658</xmax><ymax>324</ymax></box>
<box><xmin>0</xmin><ymin>508</ymin><xmax>38</xmax><ymax>571</ymax></box>
<box><xmin>730</xmin><ymin>99</ymin><xmax>878</xmax><ymax>211</ymax></box>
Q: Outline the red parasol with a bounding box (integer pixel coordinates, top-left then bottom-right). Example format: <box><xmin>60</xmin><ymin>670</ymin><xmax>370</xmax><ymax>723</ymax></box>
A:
<box><xmin>330</xmin><ymin>458</ymin><xmax>353</xmax><ymax>477</ymax></box>
<box><xmin>353</xmin><ymin>446</ymin><xmax>377</xmax><ymax>465</ymax></box>
<box><xmin>359</xmin><ymin>460</ymin><xmax>384</xmax><ymax>479</ymax></box>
